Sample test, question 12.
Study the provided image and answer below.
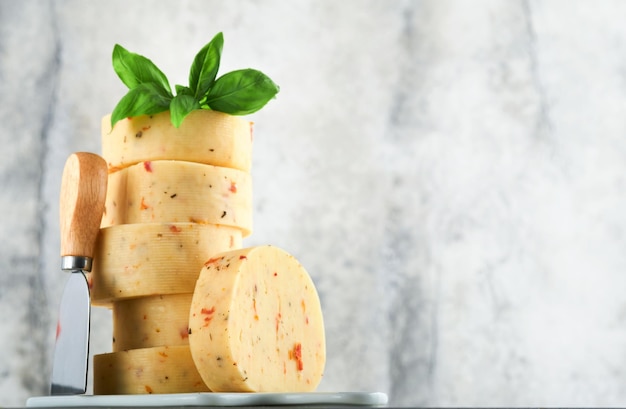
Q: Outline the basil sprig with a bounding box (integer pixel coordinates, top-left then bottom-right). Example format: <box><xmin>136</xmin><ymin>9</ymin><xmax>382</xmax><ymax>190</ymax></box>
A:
<box><xmin>110</xmin><ymin>32</ymin><xmax>279</xmax><ymax>129</ymax></box>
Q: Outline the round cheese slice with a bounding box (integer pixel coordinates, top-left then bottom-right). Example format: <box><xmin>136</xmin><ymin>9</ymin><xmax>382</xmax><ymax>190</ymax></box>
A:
<box><xmin>102</xmin><ymin>110</ymin><xmax>253</xmax><ymax>172</ymax></box>
<box><xmin>91</xmin><ymin>223</ymin><xmax>242</xmax><ymax>305</ymax></box>
<box><xmin>101</xmin><ymin>160</ymin><xmax>252</xmax><ymax>236</ymax></box>
<box><xmin>189</xmin><ymin>245</ymin><xmax>326</xmax><ymax>392</ymax></box>
<box><xmin>113</xmin><ymin>293</ymin><xmax>193</xmax><ymax>352</ymax></box>
<box><xmin>93</xmin><ymin>345</ymin><xmax>210</xmax><ymax>394</ymax></box>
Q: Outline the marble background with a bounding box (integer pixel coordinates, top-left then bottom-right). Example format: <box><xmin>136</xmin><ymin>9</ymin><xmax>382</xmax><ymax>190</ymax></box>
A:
<box><xmin>2</xmin><ymin>0</ymin><xmax>626</xmax><ymax>406</ymax></box>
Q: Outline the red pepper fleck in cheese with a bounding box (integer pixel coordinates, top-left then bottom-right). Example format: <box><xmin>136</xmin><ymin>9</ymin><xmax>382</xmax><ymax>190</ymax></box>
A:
<box><xmin>112</xmin><ymin>293</ymin><xmax>193</xmax><ymax>351</ymax></box>
<box><xmin>189</xmin><ymin>245</ymin><xmax>326</xmax><ymax>392</ymax></box>
<box><xmin>93</xmin><ymin>345</ymin><xmax>209</xmax><ymax>394</ymax></box>
<box><xmin>101</xmin><ymin>160</ymin><xmax>252</xmax><ymax>236</ymax></box>
<box><xmin>91</xmin><ymin>223</ymin><xmax>242</xmax><ymax>305</ymax></box>
<box><xmin>101</xmin><ymin>110</ymin><xmax>252</xmax><ymax>172</ymax></box>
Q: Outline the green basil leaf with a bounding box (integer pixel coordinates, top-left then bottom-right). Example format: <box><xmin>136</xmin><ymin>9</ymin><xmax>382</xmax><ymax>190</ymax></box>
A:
<box><xmin>170</xmin><ymin>94</ymin><xmax>201</xmax><ymax>128</ymax></box>
<box><xmin>111</xmin><ymin>34</ymin><xmax>279</xmax><ymax>128</ymax></box>
<box><xmin>205</xmin><ymin>69</ymin><xmax>280</xmax><ymax>115</ymax></box>
<box><xmin>112</xmin><ymin>44</ymin><xmax>172</xmax><ymax>96</ymax></box>
<box><xmin>110</xmin><ymin>83</ymin><xmax>172</xmax><ymax>129</ymax></box>
<box><xmin>175</xmin><ymin>84</ymin><xmax>194</xmax><ymax>96</ymax></box>
<box><xmin>189</xmin><ymin>32</ymin><xmax>223</xmax><ymax>99</ymax></box>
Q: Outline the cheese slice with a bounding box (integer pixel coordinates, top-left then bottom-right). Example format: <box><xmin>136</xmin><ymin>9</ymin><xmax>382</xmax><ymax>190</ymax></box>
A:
<box><xmin>102</xmin><ymin>110</ymin><xmax>253</xmax><ymax>172</ymax></box>
<box><xmin>188</xmin><ymin>246</ymin><xmax>326</xmax><ymax>392</ymax></box>
<box><xmin>113</xmin><ymin>293</ymin><xmax>192</xmax><ymax>352</ymax></box>
<box><xmin>94</xmin><ymin>345</ymin><xmax>209</xmax><ymax>394</ymax></box>
<box><xmin>91</xmin><ymin>223</ymin><xmax>242</xmax><ymax>305</ymax></box>
<box><xmin>101</xmin><ymin>160</ymin><xmax>252</xmax><ymax>236</ymax></box>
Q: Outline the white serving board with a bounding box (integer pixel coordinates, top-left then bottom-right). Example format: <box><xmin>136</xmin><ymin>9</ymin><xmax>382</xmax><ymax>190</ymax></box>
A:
<box><xmin>26</xmin><ymin>391</ymin><xmax>388</xmax><ymax>407</ymax></box>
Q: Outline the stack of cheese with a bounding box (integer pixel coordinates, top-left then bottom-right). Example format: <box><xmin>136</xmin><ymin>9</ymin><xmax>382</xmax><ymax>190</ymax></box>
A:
<box><xmin>90</xmin><ymin>110</ymin><xmax>326</xmax><ymax>394</ymax></box>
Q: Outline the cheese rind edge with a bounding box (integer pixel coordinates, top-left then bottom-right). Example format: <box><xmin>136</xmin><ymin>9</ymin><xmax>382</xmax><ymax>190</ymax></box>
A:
<box><xmin>92</xmin><ymin>223</ymin><xmax>242</xmax><ymax>305</ymax></box>
<box><xmin>101</xmin><ymin>160</ymin><xmax>252</xmax><ymax>236</ymax></box>
<box><xmin>112</xmin><ymin>293</ymin><xmax>193</xmax><ymax>351</ymax></box>
<box><xmin>102</xmin><ymin>110</ymin><xmax>252</xmax><ymax>172</ymax></box>
<box><xmin>93</xmin><ymin>345</ymin><xmax>210</xmax><ymax>394</ymax></box>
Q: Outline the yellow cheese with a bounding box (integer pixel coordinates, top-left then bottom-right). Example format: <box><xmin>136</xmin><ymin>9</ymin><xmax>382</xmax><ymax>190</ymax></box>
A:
<box><xmin>91</xmin><ymin>223</ymin><xmax>242</xmax><ymax>305</ymax></box>
<box><xmin>112</xmin><ymin>294</ymin><xmax>192</xmax><ymax>352</ymax></box>
<box><xmin>101</xmin><ymin>160</ymin><xmax>252</xmax><ymax>236</ymax></box>
<box><xmin>93</xmin><ymin>345</ymin><xmax>209</xmax><ymax>394</ymax></box>
<box><xmin>188</xmin><ymin>246</ymin><xmax>326</xmax><ymax>392</ymax></box>
<box><xmin>102</xmin><ymin>110</ymin><xmax>253</xmax><ymax>172</ymax></box>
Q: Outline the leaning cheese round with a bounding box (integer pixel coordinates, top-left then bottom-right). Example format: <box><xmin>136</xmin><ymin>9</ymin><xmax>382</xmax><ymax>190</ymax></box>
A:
<box><xmin>101</xmin><ymin>160</ymin><xmax>252</xmax><ymax>236</ymax></box>
<box><xmin>93</xmin><ymin>345</ymin><xmax>209</xmax><ymax>394</ymax></box>
<box><xmin>189</xmin><ymin>246</ymin><xmax>326</xmax><ymax>392</ymax></box>
<box><xmin>91</xmin><ymin>223</ymin><xmax>242</xmax><ymax>305</ymax></box>
<box><xmin>102</xmin><ymin>110</ymin><xmax>253</xmax><ymax>172</ymax></box>
<box><xmin>112</xmin><ymin>293</ymin><xmax>192</xmax><ymax>352</ymax></box>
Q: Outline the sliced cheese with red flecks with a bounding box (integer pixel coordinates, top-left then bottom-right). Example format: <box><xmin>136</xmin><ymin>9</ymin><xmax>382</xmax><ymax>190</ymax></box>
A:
<box><xmin>112</xmin><ymin>293</ymin><xmax>192</xmax><ymax>352</ymax></box>
<box><xmin>94</xmin><ymin>345</ymin><xmax>209</xmax><ymax>394</ymax></box>
<box><xmin>189</xmin><ymin>245</ymin><xmax>325</xmax><ymax>392</ymax></box>
<box><xmin>91</xmin><ymin>223</ymin><xmax>242</xmax><ymax>305</ymax></box>
<box><xmin>101</xmin><ymin>160</ymin><xmax>252</xmax><ymax>236</ymax></box>
<box><xmin>102</xmin><ymin>110</ymin><xmax>253</xmax><ymax>173</ymax></box>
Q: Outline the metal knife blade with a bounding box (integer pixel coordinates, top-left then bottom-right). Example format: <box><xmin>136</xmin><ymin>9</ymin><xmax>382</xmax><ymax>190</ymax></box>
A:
<box><xmin>50</xmin><ymin>272</ymin><xmax>90</xmax><ymax>395</ymax></box>
<box><xmin>51</xmin><ymin>152</ymin><xmax>107</xmax><ymax>395</ymax></box>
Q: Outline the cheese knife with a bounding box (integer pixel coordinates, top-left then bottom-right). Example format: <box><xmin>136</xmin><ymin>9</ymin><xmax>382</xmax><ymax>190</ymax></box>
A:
<box><xmin>50</xmin><ymin>152</ymin><xmax>107</xmax><ymax>395</ymax></box>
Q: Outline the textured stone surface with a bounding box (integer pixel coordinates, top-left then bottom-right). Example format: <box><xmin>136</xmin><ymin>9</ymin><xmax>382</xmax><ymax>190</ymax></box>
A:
<box><xmin>2</xmin><ymin>0</ymin><xmax>626</xmax><ymax>406</ymax></box>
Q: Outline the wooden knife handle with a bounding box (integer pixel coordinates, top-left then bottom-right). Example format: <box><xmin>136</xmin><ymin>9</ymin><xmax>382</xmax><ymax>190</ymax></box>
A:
<box><xmin>60</xmin><ymin>152</ymin><xmax>108</xmax><ymax>258</ymax></box>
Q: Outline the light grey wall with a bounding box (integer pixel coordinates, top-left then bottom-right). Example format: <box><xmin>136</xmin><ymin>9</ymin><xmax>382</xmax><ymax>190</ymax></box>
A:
<box><xmin>2</xmin><ymin>0</ymin><xmax>626</xmax><ymax>406</ymax></box>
